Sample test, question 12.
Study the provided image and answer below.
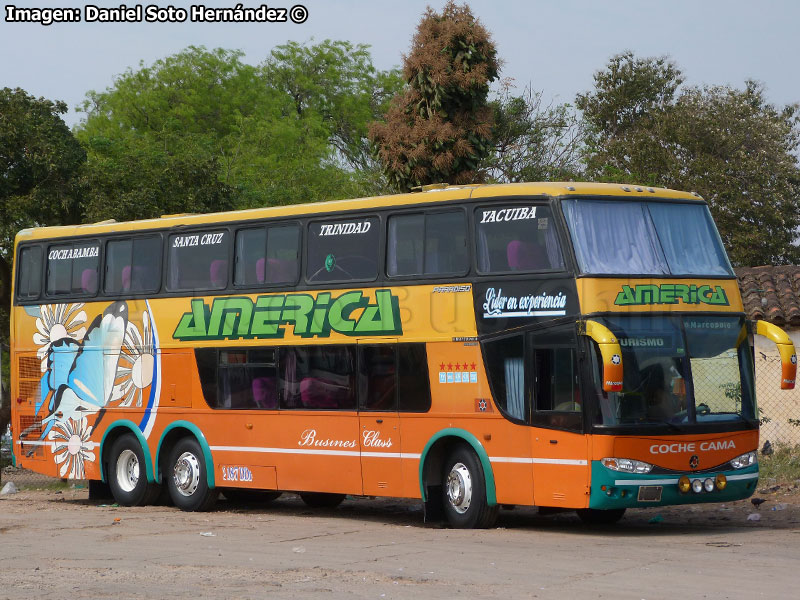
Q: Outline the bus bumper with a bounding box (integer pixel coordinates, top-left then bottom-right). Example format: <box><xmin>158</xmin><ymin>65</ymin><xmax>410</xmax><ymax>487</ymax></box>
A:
<box><xmin>588</xmin><ymin>461</ymin><xmax>758</xmax><ymax>509</ymax></box>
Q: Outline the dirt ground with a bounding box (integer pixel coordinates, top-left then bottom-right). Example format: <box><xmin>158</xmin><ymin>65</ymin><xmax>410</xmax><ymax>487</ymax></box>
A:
<box><xmin>2</xmin><ymin>474</ymin><xmax>800</xmax><ymax>600</ymax></box>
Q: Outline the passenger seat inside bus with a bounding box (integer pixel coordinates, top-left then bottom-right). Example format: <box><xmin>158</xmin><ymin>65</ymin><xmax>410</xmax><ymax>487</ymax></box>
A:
<box><xmin>210</xmin><ymin>260</ymin><xmax>228</xmax><ymax>288</ymax></box>
<box><xmin>81</xmin><ymin>269</ymin><xmax>98</xmax><ymax>294</ymax></box>
<box><xmin>251</xmin><ymin>377</ymin><xmax>278</xmax><ymax>409</ymax></box>
<box><xmin>507</xmin><ymin>240</ymin><xmax>548</xmax><ymax>271</ymax></box>
<box><xmin>255</xmin><ymin>257</ymin><xmax>295</xmax><ymax>284</ymax></box>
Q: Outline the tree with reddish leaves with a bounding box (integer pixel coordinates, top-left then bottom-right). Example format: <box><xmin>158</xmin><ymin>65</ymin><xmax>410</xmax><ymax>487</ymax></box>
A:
<box><xmin>370</xmin><ymin>1</ymin><xmax>499</xmax><ymax>191</ymax></box>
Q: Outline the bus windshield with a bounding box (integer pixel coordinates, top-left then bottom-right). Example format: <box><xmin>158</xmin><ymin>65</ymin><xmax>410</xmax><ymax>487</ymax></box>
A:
<box><xmin>590</xmin><ymin>315</ymin><xmax>756</xmax><ymax>427</ymax></box>
<box><xmin>562</xmin><ymin>199</ymin><xmax>733</xmax><ymax>276</ymax></box>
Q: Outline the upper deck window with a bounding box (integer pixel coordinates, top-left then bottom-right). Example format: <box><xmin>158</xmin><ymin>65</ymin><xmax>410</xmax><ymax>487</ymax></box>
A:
<box><xmin>16</xmin><ymin>246</ymin><xmax>42</xmax><ymax>300</ymax></box>
<box><xmin>167</xmin><ymin>230</ymin><xmax>230</xmax><ymax>291</ymax></box>
<box><xmin>234</xmin><ymin>224</ymin><xmax>300</xmax><ymax>287</ymax></box>
<box><xmin>46</xmin><ymin>242</ymin><xmax>100</xmax><ymax>296</ymax></box>
<box><xmin>306</xmin><ymin>217</ymin><xmax>379</xmax><ymax>283</ymax></box>
<box><xmin>475</xmin><ymin>204</ymin><xmax>564</xmax><ymax>273</ymax></box>
<box><xmin>387</xmin><ymin>210</ymin><xmax>468</xmax><ymax>277</ymax></box>
<box><xmin>105</xmin><ymin>236</ymin><xmax>162</xmax><ymax>294</ymax></box>
<box><xmin>562</xmin><ymin>200</ymin><xmax>732</xmax><ymax>276</ymax></box>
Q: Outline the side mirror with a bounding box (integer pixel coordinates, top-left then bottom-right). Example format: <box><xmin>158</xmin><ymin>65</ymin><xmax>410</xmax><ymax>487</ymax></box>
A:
<box><xmin>581</xmin><ymin>320</ymin><xmax>623</xmax><ymax>392</ymax></box>
<box><xmin>755</xmin><ymin>320</ymin><xmax>797</xmax><ymax>390</ymax></box>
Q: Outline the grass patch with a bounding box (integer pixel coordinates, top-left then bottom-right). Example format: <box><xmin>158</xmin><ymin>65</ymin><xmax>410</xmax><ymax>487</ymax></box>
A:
<box><xmin>758</xmin><ymin>444</ymin><xmax>800</xmax><ymax>484</ymax></box>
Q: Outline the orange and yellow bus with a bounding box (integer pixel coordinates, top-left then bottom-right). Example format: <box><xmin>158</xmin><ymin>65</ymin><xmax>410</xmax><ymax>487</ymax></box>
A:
<box><xmin>10</xmin><ymin>182</ymin><xmax>796</xmax><ymax>527</ymax></box>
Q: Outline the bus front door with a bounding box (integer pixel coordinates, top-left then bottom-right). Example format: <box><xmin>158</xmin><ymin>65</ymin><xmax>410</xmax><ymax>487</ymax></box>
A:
<box><xmin>529</xmin><ymin>334</ymin><xmax>591</xmax><ymax>508</ymax></box>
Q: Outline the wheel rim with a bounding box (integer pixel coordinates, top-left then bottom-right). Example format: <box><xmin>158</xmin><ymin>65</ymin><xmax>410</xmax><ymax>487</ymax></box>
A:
<box><xmin>173</xmin><ymin>451</ymin><xmax>201</xmax><ymax>497</ymax></box>
<box><xmin>116</xmin><ymin>449</ymin><xmax>139</xmax><ymax>493</ymax></box>
<box><xmin>446</xmin><ymin>462</ymin><xmax>473</xmax><ymax>514</ymax></box>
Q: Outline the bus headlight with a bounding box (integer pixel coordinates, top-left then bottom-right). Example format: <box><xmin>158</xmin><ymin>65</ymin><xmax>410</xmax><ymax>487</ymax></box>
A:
<box><xmin>691</xmin><ymin>479</ymin><xmax>704</xmax><ymax>493</ymax></box>
<box><xmin>601</xmin><ymin>457</ymin><xmax>653</xmax><ymax>474</ymax></box>
<box><xmin>730</xmin><ymin>451</ymin><xmax>757</xmax><ymax>469</ymax></box>
<box><xmin>678</xmin><ymin>475</ymin><xmax>691</xmax><ymax>493</ymax></box>
<box><xmin>715</xmin><ymin>474</ymin><xmax>727</xmax><ymax>490</ymax></box>
<box><xmin>703</xmin><ymin>478</ymin><xmax>715</xmax><ymax>492</ymax></box>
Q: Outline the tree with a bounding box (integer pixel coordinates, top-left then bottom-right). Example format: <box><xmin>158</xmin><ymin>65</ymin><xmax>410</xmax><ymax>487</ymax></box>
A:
<box><xmin>370</xmin><ymin>1</ymin><xmax>500</xmax><ymax>190</ymax></box>
<box><xmin>0</xmin><ymin>87</ymin><xmax>86</xmax><ymax>436</ymax></box>
<box><xmin>577</xmin><ymin>52</ymin><xmax>800</xmax><ymax>266</ymax></box>
<box><xmin>78</xmin><ymin>44</ymin><xmax>399</xmax><ymax>214</ymax></box>
<box><xmin>263</xmin><ymin>40</ymin><xmax>403</xmax><ymax>174</ymax></box>
<box><xmin>482</xmin><ymin>80</ymin><xmax>585</xmax><ymax>182</ymax></box>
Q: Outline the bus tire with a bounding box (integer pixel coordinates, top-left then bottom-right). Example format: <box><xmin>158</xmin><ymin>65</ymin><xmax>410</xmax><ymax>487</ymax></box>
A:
<box><xmin>108</xmin><ymin>433</ymin><xmax>160</xmax><ymax>507</ymax></box>
<box><xmin>576</xmin><ymin>508</ymin><xmax>626</xmax><ymax>525</ymax></box>
<box><xmin>299</xmin><ymin>492</ymin><xmax>345</xmax><ymax>508</ymax></box>
<box><xmin>166</xmin><ymin>437</ymin><xmax>218</xmax><ymax>512</ymax></box>
<box><xmin>441</xmin><ymin>446</ymin><xmax>498</xmax><ymax>529</ymax></box>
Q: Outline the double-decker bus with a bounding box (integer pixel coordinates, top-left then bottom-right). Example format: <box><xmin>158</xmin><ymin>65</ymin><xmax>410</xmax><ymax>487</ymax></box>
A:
<box><xmin>10</xmin><ymin>182</ymin><xmax>796</xmax><ymax>528</ymax></box>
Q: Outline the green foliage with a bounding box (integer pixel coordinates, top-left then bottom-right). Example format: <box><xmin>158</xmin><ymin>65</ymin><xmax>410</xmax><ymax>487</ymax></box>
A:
<box><xmin>370</xmin><ymin>1</ymin><xmax>500</xmax><ymax>190</ymax></box>
<box><xmin>482</xmin><ymin>81</ymin><xmax>585</xmax><ymax>182</ymax></box>
<box><xmin>77</xmin><ymin>44</ymin><xmax>399</xmax><ymax>218</ymax></box>
<box><xmin>263</xmin><ymin>40</ymin><xmax>403</xmax><ymax>177</ymax></box>
<box><xmin>0</xmin><ymin>88</ymin><xmax>86</xmax><ymax>292</ymax></box>
<box><xmin>577</xmin><ymin>52</ymin><xmax>800</xmax><ymax>266</ymax></box>
<box><xmin>758</xmin><ymin>444</ymin><xmax>800</xmax><ymax>483</ymax></box>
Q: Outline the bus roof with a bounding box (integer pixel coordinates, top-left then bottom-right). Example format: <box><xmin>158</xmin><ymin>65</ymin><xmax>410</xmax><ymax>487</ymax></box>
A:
<box><xmin>15</xmin><ymin>181</ymin><xmax>702</xmax><ymax>242</ymax></box>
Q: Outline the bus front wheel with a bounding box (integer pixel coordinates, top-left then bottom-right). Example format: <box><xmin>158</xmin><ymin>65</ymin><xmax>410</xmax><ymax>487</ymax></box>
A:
<box><xmin>441</xmin><ymin>446</ymin><xmax>498</xmax><ymax>529</ymax></box>
<box><xmin>108</xmin><ymin>433</ymin><xmax>160</xmax><ymax>506</ymax></box>
<box><xmin>166</xmin><ymin>437</ymin><xmax>218</xmax><ymax>512</ymax></box>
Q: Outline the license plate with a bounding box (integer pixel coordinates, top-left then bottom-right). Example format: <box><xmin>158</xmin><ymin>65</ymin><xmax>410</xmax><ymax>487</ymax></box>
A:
<box><xmin>638</xmin><ymin>486</ymin><xmax>663</xmax><ymax>502</ymax></box>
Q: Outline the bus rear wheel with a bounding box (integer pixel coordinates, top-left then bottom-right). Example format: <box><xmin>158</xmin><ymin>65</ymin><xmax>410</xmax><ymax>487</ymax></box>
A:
<box><xmin>441</xmin><ymin>446</ymin><xmax>498</xmax><ymax>529</ymax></box>
<box><xmin>576</xmin><ymin>508</ymin><xmax>626</xmax><ymax>524</ymax></box>
<box><xmin>166</xmin><ymin>437</ymin><xmax>218</xmax><ymax>512</ymax></box>
<box><xmin>108</xmin><ymin>433</ymin><xmax>160</xmax><ymax>507</ymax></box>
<box><xmin>299</xmin><ymin>492</ymin><xmax>345</xmax><ymax>508</ymax></box>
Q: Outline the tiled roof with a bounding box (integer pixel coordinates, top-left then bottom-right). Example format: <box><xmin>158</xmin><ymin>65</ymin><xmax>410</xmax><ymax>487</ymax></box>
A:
<box><xmin>735</xmin><ymin>265</ymin><xmax>800</xmax><ymax>327</ymax></box>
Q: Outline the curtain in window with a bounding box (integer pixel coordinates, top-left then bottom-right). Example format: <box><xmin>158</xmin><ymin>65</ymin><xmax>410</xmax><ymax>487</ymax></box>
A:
<box><xmin>504</xmin><ymin>357</ymin><xmax>525</xmax><ymax>420</ymax></box>
<box><xmin>647</xmin><ymin>203</ymin><xmax>731</xmax><ymax>275</ymax></box>
<box><xmin>563</xmin><ymin>200</ymin><xmax>667</xmax><ymax>274</ymax></box>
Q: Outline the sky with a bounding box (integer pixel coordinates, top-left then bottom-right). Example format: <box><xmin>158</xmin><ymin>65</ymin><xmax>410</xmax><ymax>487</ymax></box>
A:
<box><xmin>1</xmin><ymin>0</ymin><xmax>799</xmax><ymax>128</ymax></box>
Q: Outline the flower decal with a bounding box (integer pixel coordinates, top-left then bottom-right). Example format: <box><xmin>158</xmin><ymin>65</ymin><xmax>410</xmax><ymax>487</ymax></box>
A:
<box><xmin>34</xmin><ymin>303</ymin><xmax>87</xmax><ymax>372</ymax></box>
<box><xmin>112</xmin><ymin>310</ymin><xmax>155</xmax><ymax>408</ymax></box>
<box><xmin>48</xmin><ymin>418</ymin><xmax>96</xmax><ymax>479</ymax></box>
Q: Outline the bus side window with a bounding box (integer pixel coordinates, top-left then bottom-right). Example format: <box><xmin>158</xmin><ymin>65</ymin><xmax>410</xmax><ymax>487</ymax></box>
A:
<box><xmin>531</xmin><ymin>347</ymin><xmax>582</xmax><ymax>431</ymax></box>
<box><xmin>359</xmin><ymin>345</ymin><xmax>397</xmax><ymax>411</ymax></box>
<box><xmin>196</xmin><ymin>348</ymin><xmax>278</xmax><ymax>410</ymax></box>
<box><xmin>483</xmin><ymin>336</ymin><xmax>526</xmax><ymax>421</ymax></box>
<box><xmin>105</xmin><ymin>237</ymin><xmax>162</xmax><ymax>294</ymax></box>
<box><xmin>16</xmin><ymin>246</ymin><xmax>42</xmax><ymax>300</ymax></box>
<box><xmin>279</xmin><ymin>346</ymin><xmax>357</xmax><ymax>410</ymax></box>
<box><xmin>398</xmin><ymin>343</ymin><xmax>431</xmax><ymax>412</ymax></box>
<box><xmin>387</xmin><ymin>211</ymin><xmax>467</xmax><ymax>277</ymax></box>
<box><xmin>235</xmin><ymin>224</ymin><xmax>300</xmax><ymax>288</ymax></box>
<box><xmin>475</xmin><ymin>204</ymin><xmax>565</xmax><ymax>274</ymax></box>
<box><xmin>168</xmin><ymin>230</ymin><xmax>230</xmax><ymax>291</ymax></box>
<box><xmin>46</xmin><ymin>242</ymin><xmax>100</xmax><ymax>297</ymax></box>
